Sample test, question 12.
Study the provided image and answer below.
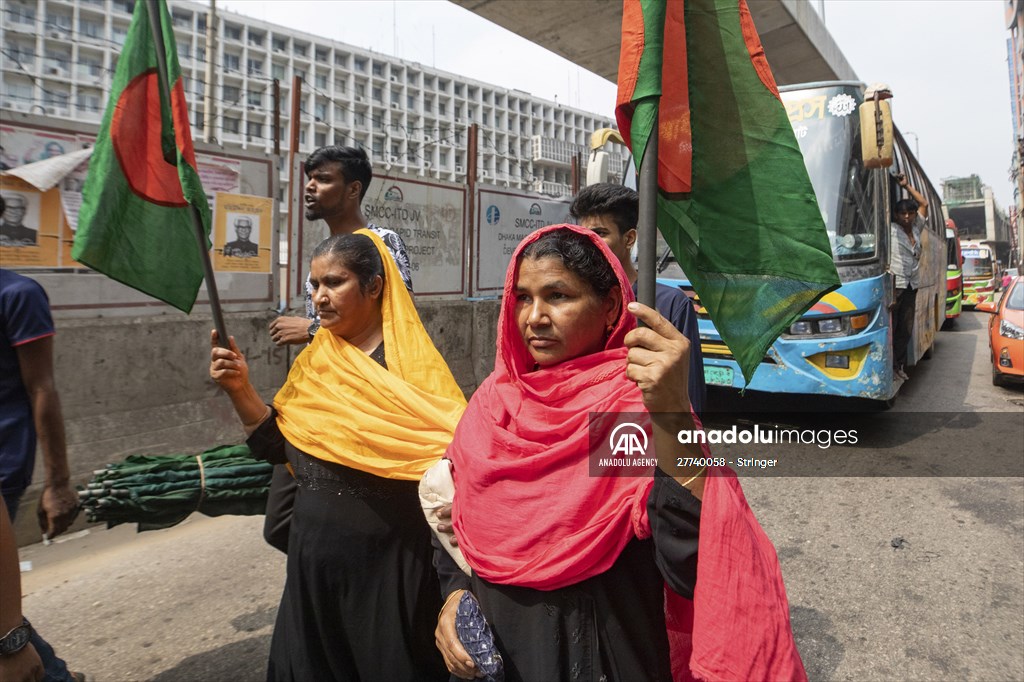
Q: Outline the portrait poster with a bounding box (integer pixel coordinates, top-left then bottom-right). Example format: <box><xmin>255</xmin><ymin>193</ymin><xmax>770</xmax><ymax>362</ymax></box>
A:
<box><xmin>213</xmin><ymin>192</ymin><xmax>274</xmax><ymax>273</ymax></box>
<box><xmin>0</xmin><ymin>175</ymin><xmax>60</xmax><ymax>267</ymax></box>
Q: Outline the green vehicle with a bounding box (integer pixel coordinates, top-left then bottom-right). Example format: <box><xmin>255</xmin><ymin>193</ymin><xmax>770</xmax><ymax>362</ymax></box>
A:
<box><xmin>944</xmin><ymin>219</ymin><xmax>963</xmax><ymax>323</ymax></box>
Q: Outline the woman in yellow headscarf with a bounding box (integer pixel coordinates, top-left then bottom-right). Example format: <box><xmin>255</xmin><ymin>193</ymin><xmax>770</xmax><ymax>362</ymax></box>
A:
<box><xmin>210</xmin><ymin>230</ymin><xmax>465</xmax><ymax>681</ymax></box>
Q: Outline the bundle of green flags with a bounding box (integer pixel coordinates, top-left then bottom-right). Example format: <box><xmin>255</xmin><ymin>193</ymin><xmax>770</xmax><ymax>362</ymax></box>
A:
<box><xmin>79</xmin><ymin>445</ymin><xmax>271</xmax><ymax>531</ymax></box>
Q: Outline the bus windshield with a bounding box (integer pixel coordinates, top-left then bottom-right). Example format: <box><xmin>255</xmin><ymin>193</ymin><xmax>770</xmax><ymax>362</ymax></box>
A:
<box><xmin>962</xmin><ymin>249</ymin><xmax>993</xmax><ymax>278</ymax></box>
<box><xmin>783</xmin><ymin>85</ymin><xmax>878</xmax><ymax>264</ymax></box>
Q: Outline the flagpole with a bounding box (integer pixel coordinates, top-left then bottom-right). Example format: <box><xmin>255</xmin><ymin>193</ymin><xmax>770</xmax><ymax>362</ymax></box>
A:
<box><xmin>146</xmin><ymin>0</ymin><xmax>229</xmax><ymax>348</ymax></box>
<box><xmin>636</xmin><ymin>108</ymin><xmax>659</xmax><ymax>311</ymax></box>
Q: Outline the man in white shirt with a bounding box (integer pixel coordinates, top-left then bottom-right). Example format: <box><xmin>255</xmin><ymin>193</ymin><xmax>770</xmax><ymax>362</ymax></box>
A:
<box><xmin>889</xmin><ymin>173</ymin><xmax>929</xmax><ymax>381</ymax></box>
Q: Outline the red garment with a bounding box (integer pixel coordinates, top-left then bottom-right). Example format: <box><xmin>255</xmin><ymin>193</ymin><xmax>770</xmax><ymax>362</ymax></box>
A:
<box><xmin>449</xmin><ymin>223</ymin><xmax>806</xmax><ymax>681</ymax></box>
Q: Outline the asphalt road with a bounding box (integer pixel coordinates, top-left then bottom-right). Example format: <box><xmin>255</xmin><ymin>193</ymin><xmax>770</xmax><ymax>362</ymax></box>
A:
<box><xmin>18</xmin><ymin>309</ymin><xmax>1024</xmax><ymax>681</ymax></box>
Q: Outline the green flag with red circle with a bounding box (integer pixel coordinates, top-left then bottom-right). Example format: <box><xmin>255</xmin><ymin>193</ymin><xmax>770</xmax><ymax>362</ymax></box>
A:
<box><xmin>73</xmin><ymin>0</ymin><xmax>210</xmax><ymax>313</ymax></box>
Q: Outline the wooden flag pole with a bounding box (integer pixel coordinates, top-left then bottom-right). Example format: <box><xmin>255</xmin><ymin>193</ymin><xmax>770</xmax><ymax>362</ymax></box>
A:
<box><xmin>146</xmin><ymin>0</ymin><xmax>229</xmax><ymax>348</ymax></box>
<box><xmin>636</xmin><ymin>108</ymin><xmax>659</xmax><ymax>311</ymax></box>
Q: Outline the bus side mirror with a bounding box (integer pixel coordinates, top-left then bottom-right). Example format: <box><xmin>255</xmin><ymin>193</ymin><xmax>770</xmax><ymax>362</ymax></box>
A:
<box><xmin>860</xmin><ymin>99</ymin><xmax>893</xmax><ymax>169</ymax></box>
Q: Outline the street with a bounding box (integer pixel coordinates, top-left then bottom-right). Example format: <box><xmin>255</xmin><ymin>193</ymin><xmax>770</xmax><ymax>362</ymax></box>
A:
<box><xmin>19</xmin><ymin>310</ymin><xmax>1024</xmax><ymax>682</ymax></box>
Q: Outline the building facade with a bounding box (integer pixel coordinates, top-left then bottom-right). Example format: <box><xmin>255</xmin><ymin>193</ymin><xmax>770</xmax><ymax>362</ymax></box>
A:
<box><xmin>1</xmin><ymin>0</ymin><xmax>624</xmax><ymax>197</ymax></box>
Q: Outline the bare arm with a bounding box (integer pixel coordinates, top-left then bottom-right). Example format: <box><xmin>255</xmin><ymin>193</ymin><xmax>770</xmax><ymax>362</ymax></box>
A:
<box><xmin>209</xmin><ymin>331</ymin><xmax>272</xmax><ymax>433</ymax></box>
<box><xmin>624</xmin><ymin>302</ymin><xmax>706</xmax><ymax>499</ymax></box>
<box><xmin>899</xmin><ymin>175</ymin><xmax>929</xmax><ymax>218</ymax></box>
<box><xmin>15</xmin><ymin>337</ymin><xmax>77</xmax><ymax>539</ymax></box>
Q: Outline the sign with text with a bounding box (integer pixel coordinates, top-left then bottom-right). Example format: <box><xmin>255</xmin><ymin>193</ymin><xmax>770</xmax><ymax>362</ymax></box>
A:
<box><xmin>363</xmin><ymin>177</ymin><xmax>466</xmax><ymax>296</ymax></box>
<box><xmin>474</xmin><ymin>188</ymin><xmax>572</xmax><ymax>293</ymax></box>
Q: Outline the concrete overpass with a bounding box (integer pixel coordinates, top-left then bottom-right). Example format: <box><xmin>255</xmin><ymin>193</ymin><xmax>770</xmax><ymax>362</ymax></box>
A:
<box><xmin>451</xmin><ymin>0</ymin><xmax>856</xmax><ymax>87</ymax></box>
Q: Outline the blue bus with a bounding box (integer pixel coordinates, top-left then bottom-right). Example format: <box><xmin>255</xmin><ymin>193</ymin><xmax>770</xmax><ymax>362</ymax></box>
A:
<box><xmin>661</xmin><ymin>82</ymin><xmax>946</xmax><ymax>403</ymax></box>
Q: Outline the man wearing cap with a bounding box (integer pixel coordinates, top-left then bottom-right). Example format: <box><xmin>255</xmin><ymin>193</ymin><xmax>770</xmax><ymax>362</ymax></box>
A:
<box><xmin>223</xmin><ymin>216</ymin><xmax>259</xmax><ymax>258</ymax></box>
<box><xmin>0</xmin><ymin>194</ymin><xmax>38</xmax><ymax>247</ymax></box>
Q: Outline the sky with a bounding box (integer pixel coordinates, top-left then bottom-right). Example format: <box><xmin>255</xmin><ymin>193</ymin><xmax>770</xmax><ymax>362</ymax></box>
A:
<box><xmin>212</xmin><ymin>0</ymin><xmax>1017</xmax><ymax>210</ymax></box>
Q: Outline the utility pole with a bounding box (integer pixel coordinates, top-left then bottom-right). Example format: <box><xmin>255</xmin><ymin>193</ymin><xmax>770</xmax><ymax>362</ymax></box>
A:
<box><xmin>272</xmin><ymin>79</ymin><xmax>281</xmax><ymax>156</ymax></box>
<box><xmin>202</xmin><ymin>0</ymin><xmax>216</xmax><ymax>143</ymax></box>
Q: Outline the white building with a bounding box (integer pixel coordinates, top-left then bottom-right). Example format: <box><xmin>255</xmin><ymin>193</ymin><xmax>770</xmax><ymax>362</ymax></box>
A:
<box><xmin>1</xmin><ymin>0</ymin><xmax>623</xmax><ymax>197</ymax></box>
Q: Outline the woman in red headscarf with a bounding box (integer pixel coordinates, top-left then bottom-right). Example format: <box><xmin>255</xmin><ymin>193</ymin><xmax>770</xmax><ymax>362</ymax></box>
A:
<box><xmin>434</xmin><ymin>224</ymin><xmax>805</xmax><ymax>682</ymax></box>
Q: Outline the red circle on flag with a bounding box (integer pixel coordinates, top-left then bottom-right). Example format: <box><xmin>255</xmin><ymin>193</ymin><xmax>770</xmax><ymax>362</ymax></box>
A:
<box><xmin>111</xmin><ymin>70</ymin><xmax>198</xmax><ymax>207</ymax></box>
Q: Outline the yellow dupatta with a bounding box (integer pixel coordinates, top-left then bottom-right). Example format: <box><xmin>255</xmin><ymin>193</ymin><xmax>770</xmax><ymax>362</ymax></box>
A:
<box><xmin>273</xmin><ymin>229</ymin><xmax>466</xmax><ymax>480</ymax></box>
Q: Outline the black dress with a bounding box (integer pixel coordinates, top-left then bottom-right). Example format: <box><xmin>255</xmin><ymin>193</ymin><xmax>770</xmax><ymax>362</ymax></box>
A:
<box><xmin>436</xmin><ymin>469</ymin><xmax>701</xmax><ymax>682</ymax></box>
<box><xmin>249</xmin><ymin>346</ymin><xmax>447</xmax><ymax>682</ymax></box>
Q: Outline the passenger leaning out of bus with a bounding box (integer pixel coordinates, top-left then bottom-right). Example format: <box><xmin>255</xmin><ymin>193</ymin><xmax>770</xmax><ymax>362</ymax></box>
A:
<box><xmin>889</xmin><ymin>173</ymin><xmax>929</xmax><ymax>381</ymax></box>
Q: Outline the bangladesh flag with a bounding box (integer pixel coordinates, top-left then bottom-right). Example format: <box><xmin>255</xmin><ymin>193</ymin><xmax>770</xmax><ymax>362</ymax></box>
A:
<box><xmin>616</xmin><ymin>0</ymin><xmax>840</xmax><ymax>383</ymax></box>
<box><xmin>73</xmin><ymin>0</ymin><xmax>211</xmax><ymax>313</ymax></box>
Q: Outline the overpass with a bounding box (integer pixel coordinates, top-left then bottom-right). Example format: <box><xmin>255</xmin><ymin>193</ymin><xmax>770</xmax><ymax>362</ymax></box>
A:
<box><xmin>451</xmin><ymin>0</ymin><xmax>857</xmax><ymax>87</ymax></box>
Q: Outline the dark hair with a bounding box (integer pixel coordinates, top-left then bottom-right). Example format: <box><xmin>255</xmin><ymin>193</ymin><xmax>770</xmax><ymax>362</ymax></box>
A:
<box><xmin>519</xmin><ymin>229</ymin><xmax>619</xmax><ymax>299</ymax></box>
<box><xmin>894</xmin><ymin>199</ymin><xmax>919</xmax><ymax>214</ymax></box>
<box><xmin>311</xmin><ymin>233</ymin><xmax>384</xmax><ymax>293</ymax></box>
<box><xmin>569</xmin><ymin>183</ymin><xmax>638</xmax><ymax>236</ymax></box>
<box><xmin>304</xmin><ymin>146</ymin><xmax>373</xmax><ymax>200</ymax></box>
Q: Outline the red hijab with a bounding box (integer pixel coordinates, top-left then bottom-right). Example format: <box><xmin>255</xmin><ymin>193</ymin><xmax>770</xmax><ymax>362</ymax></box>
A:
<box><xmin>448</xmin><ymin>223</ymin><xmax>806</xmax><ymax>681</ymax></box>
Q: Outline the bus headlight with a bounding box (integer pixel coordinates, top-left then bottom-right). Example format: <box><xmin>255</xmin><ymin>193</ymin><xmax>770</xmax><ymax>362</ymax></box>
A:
<box><xmin>999</xmin><ymin>320</ymin><xmax>1024</xmax><ymax>340</ymax></box>
<box><xmin>789</xmin><ymin>321</ymin><xmax>814</xmax><ymax>335</ymax></box>
<box><xmin>818</xmin><ymin>318</ymin><xmax>844</xmax><ymax>334</ymax></box>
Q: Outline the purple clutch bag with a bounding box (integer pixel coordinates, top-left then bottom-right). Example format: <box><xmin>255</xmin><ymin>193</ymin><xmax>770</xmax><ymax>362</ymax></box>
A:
<box><xmin>455</xmin><ymin>591</ymin><xmax>504</xmax><ymax>682</ymax></box>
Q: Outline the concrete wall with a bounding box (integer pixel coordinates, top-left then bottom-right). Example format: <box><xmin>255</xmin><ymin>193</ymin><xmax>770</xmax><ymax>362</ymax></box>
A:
<box><xmin>13</xmin><ymin>299</ymin><xmax>500</xmax><ymax>544</ymax></box>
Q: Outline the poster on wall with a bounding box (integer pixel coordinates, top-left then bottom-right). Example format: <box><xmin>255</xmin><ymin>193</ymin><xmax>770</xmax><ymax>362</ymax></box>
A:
<box><xmin>212</xmin><ymin>192</ymin><xmax>274</xmax><ymax>273</ymax></box>
<box><xmin>474</xmin><ymin>188</ymin><xmax>572</xmax><ymax>293</ymax></box>
<box><xmin>363</xmin><ymin>177</ymin><xmax>466</xmax><ymax>296</ymax></box>
<box><xmin>0</xmin><ymin>176</ymin><xmax>62</xmax><ymax>267</ymax></box>
<box><xmin>0</xmin><ymin>125</ymin><xmax>95</xmax><ymax>236</ymax></box>
<box><xmin>197</xmin><ymin>155</ymin><xmax>243</xmax><ymax>212</ymax></box>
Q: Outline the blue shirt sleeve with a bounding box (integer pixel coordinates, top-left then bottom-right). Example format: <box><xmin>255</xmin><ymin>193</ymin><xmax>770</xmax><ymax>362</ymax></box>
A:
<box><xmin>2</xmin><ymin>273</ymin><xmax>55</xmax><ymax>347</ymax></box>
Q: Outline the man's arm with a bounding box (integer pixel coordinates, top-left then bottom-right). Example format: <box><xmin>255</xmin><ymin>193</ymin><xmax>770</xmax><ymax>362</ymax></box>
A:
<box><xmin>899</xmin><ymin>175</ymin><xmax>929</xmax><ymax>218</ymax></box>
<box><xmin>14</xmin><ymin>337</ymin><xmax>77</xmax><ymax>539</ymax></box>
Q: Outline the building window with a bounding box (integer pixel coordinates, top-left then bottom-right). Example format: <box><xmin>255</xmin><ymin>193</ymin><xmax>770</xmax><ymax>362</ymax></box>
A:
<box><xmin>354</xmin><ymin>58</ymin><xmax>367</xmax><ymax>73</ymax></box>
<box><xmin>223</xmin><ymin>85</ymin><xmax>240</xmax><ymax>102</ymax></box>
<box><xmin>295</xmin><ymin>42</ymin><xmax>308</xmax><ymax>57</ymax></box>
<box><xmin>224</xmin><ymin>54</ymin><xmax>241</xmax><ymax>72</ymax></box>
<box><xmin>177</xmin><ymin>41</ymin><xmax>190</xmax><ymax>60</ymax></box>
<box><xmin>372</xmin><ymin>86</ymin><xmax>382</xmax><ymax>103</ymax></box>
<box><xmin>223</xmin><ymin>117</ymin><xmax>240</xmax><ymax>134</ymax></box>
<box><xmin>10</xmin><ymin>3</ymin><xmax>36</xmax><ymax>24</ymax></box>
<box><xmin>407</xmin><ymin>95</ymin><xmax>415</xmax><ymax>109</ymax></box>
<box><xmin>315</xmin><ymin>132</ymin><xmax>326</xmax><ymax>147</ymax></box>
<box><xmin>315</xmin><ymin>74</ymin><xmax>327</xmax><ymax>89</ymax></box>
<box><xmin>247</xmin><ymin>58</ymin><xmax>263</xmax><ymax>76</ymax></box>
<box><xmin>372</xmin><ymin>62</ymin><xmax>384</xmax><ymax>77</ymax></box>
<box><xmin>355</xmin><ymin>83</ymin><xmax>366</xmax><ymax>98</ymax></box>
<box><xmin>454</xmin><ymin>84</ymin><xmax>463</xmax><ymax>96</ymax></box>
<box><xmin>315</xmin><ymin>103</ymin><xmax>327</xmax><ymax>120</ymax></box>
<box><xmin>272</xmin><ymin>36</ymin><xmax>288</xmax><ymax>52</ymax></box>
<box><xmin>334</xmin><ymin>79</ymin><xmax>347</xmax><ymax>94</ymax></box>
<box><xmin>249</xmin><ymin>32</ymin><xmax>264</xmax><ymax>47</ymax></box>
<box><xmin>247</xmin><ymin>90</ymin><xmax>262</xmax><ymax>107</ymax></box>
<box><xmin>247</xmin><ymin>121</ymin><xmax>262</xmax><ymax>138</ymax></box>
<box><xmin>224</xmin><ymin>24</ymin><xmax>242</xmax><ymax>40</ymax></box>
<box><xmin>272</xmin><ymin>64</ymin><xmax>285</xmax><ymax>80</ymax></box>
